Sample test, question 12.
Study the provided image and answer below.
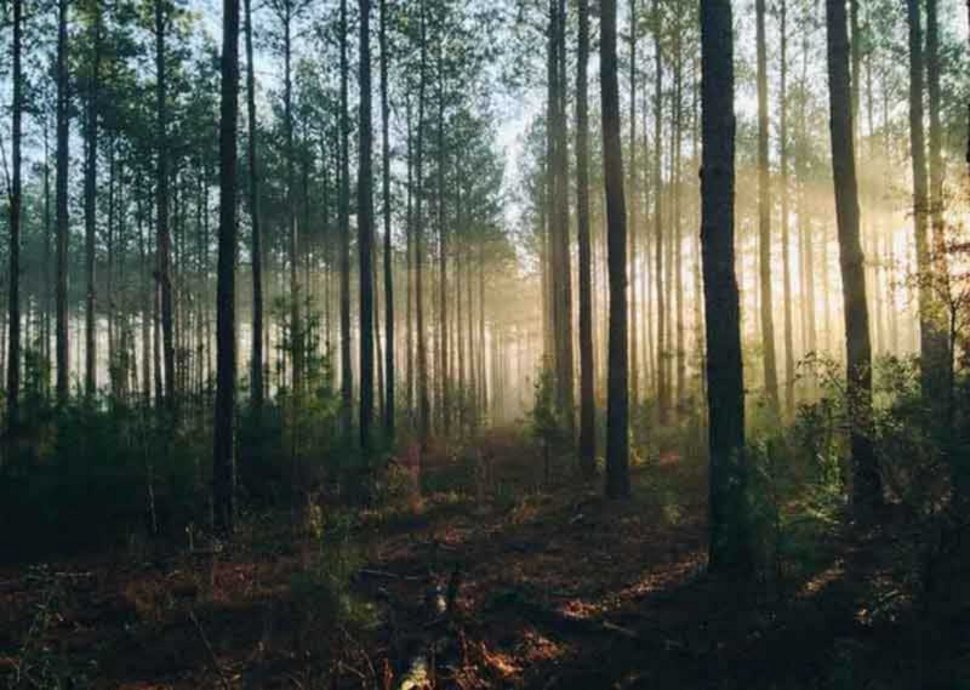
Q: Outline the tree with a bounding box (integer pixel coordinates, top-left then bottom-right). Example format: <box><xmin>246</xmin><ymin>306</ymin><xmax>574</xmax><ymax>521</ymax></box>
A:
<box><xmin>576</xmin><ymin>0</ymin><xmax>595</xmax><ymax>477</ymax></box>
<box><xmin>415</xmin><ymin>0</ymin><xmax>430</xmax><ymax>447</ymax></box>
<box><xmin>380</xmin><ymin>0</ymin><xmax>394</xmax><ymax>438</ymax></box>
<box><xmin>756</xmin><ymin>0</ymin><xmax>779</xmax><ymax>414</ymax></box>
<box><xmin>701</xmin><ymin>0</ymin><xmax>748</xmax><ymax>572</ymax></box>
<box><xmin>55</xmin><ymin>0</ymin><xmax>70</xmax><ymax>405</ymax></box>
<box><xmin>906</xmin><ymin>0</ymin><xmax>936</xmax><ymax>402</ymax></box>
<box><xmin>548</xmin><ymin>0</ymin><xmax>573</xmax><ymax>437</ymax></box>
<box><xmin>924</xmin><ymin>0</ymin><xmax>950</xmax><ymax>404</ymax></box>
<box><xmin>339</xmin><ymin>0</ymin><xmax>353</xmax><ymax>438</ymax></box>
<box><xmin>824</xmin><ymin>0</ymin><xmax>880</xmax><ymax>517</ymax></box>
<box><xmin>156</xmin><ymin>0</ymin><xmax>176</xmax><ymax>408</ymax></box>
<box><xmin>358</xmin><ymin>0</ymin><xmax>375</xmax><ymax>451</ymax></box>
<box><xmin>653</xmin><ymin>0</ymin><xmax>668</xmax><ymax>424</ymax></box>
<box><xmin>779</xmin><ymin>0</ymin><xmax>795</xmax><ymax>419</ymax></box>
<box><xmin>7</xmin><ymin>0</ymin><xmax>23</xmax><ymax>430</ymax></box>
<box><xmin>83</xmin><ymin>0</ymin><xmax>102</xmax><ymax>399</ymax></box>
<box><xmin>244</xmin><ymin>0</ymin><xmax>263</xmax><ymax>409</ymax></box>
<box><xmin>601</xmin><ymin>0</ymin><xmax>630</xmax><ymax>499</ymax></box>
<box><xmin>214</xmin><ymin>0</ymin><xmax>240</xmax><ymax>536</ymax></box>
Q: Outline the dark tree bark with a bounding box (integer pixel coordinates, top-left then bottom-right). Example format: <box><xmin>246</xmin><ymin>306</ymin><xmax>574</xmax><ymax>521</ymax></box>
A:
<box><xmin>244</xmin><ymin>0</ymin><xmax>263</xmax><ymax>409</ymax></box>
<box><xmin>756</xmin><ymin>0</ymin><xmax>779</xmax><ymax>414</ymax></box>
<box><xmin>576</xmin><ymin>0</ymin><xmax>595</xmax><ymax>477</ymax></box>
<box><xmin>905</xmin><ymin>0</ymin><xmax>946</xmax><ymax>416</ymax></box>
<box><xmin>339</xmin><ymin>0</ymin><xmax>353</xmax><ymax>438</ymax></box>
<box><xmin>780</xmin><ymin>0</ymin><xmax>794</xmax><ymax>418</ymax></box>
<box><xmin>275</xmin><ymin>0</ymin><xmax>302</xmax><ymax>393</ymax></box>
<box><xmin>358</xmin><ymin>0</ymin><xmax>375</xmax><ymax>451</ymax></box>
<box><xmin>7</xmin><ymin>0</ymin><xmax>23</xmax><ymax>429</ymax></box>
<box><xmin>84</xmin><ymin>4</ymin><xmax>102</xmax><ymax>399</ymax></box>
<box><xmin>701</xmin><ymin>0</ymin><xmax>749</xmax><ymax>572</ymax></box>
<box><xmin>214</xmin><ymin>0</ymin><xmax>240</xmax><ymax>536</ymax></box>
<box><xmin>416</xmin><ymin>0</ymin><xmax>430</xmax><ymax>447</ymax></box>
<box><xmin>55</xmin><ymin>0</ymin><xmax>69</xmax><ymax>404</ymax></box>
<box><xmin>825</xmin><ymin>0</ymin><xmax>881</xmax><ymax>517</ymax></box>
<box><xmin>156</xmin><ymin>0</ymin><xmax>176</xmax><ymax>408</ymax></box>
<box><xmin>628</xmin><ymin>0</ymin><xmax>639</xmax><ymax>408</ymax></box>
<box><xmin>653</xmin><ymin>0</ymin><xmax>668</xmax><ymax>424</ymax></box>
<box><xmin>436</xmin><ymin>41</ymin><xmax>449</xmax><ymax>437</ymax></box>
<box><xmin>548</xmin><ymin>0</ymin><xmax>574</xmax><ymax>437</ymax></box>
<box><xmin>380</xmin><ymin>0</ymin><xmax>394</xmax><ymax>438</ymax></box>
<box><xmin>925</xmin><ymin>0</ymin><xmax>951</xmax><ymax>407</ymax></box>
<box><xmin>601</xmin><ymin>0</ymin><xmax>630</xmax><ymax>499</ymax></box>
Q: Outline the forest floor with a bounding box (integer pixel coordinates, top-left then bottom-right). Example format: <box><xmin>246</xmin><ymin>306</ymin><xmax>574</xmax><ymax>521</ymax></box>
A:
<box><xmin>1</xmin><ymin>428</ymin><xmax>968</xmax><ymax>689</ymax></box>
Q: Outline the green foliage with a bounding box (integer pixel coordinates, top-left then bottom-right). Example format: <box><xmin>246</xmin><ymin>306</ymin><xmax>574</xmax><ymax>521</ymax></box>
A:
<box><xmin>0</xmin><ymin>397</ymin><xmax>206</xmax><ymax>561</ymax></box>
<box><xmin>528</xmin><ymin>361</ymin><xmax>571</xmax><ymax>480</ymax></box>
<box><xmin>289</xmin><ymin>511</ymin><xmax>378</xmax><ymax>669</ymax></box>
<box><xmin>872</xmin><ymin>355</ymin><xmax>951</xmax><ymax>515</ymax></box>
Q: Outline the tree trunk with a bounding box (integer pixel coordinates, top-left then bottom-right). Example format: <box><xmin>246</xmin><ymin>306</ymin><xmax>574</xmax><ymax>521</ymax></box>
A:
<box><xmin>780</xmin><ymin>0</ymin><xmax>795</xmax><ymax>418</ymax></box>
<box><xmin>825</xmin><ymin>0</ymin><xmax>880</xmax><ymax>517</ymax></box>
<box><xmin>925</xmin><ymin>0</ymin><xmax>950</xmax><ymax>405</ymax></box>
<box><xmin>380</xmin><ymin>0</ymin><xmax>394</xmax><ymax>438</ymax></box>
<box><xmin>416</xmin><ymin>0</ymin><xmax>430</xmax><ymax>447</ymax></box>
<box><xmin>701</xmin><ymin>0</ymin><xmax>749</xmax><ymax>572</ymax></box>
<box><xmin>653</xmin><ymin>0</ymin><xmax>667</xmax><ymax>425</ymax></box>
<box><xmin>628</xmin><ymin>0</ymin><xmax>639</xmax><ymax>409</ymax></box>
<box><xmin>339</xmin><ymin>0</ymin><xmax>353</xmax><ymax>438</ymax></box>
<box><xmin>244</xmin><ymin>0</ymin><xmax>263</xmax><ymax>409</ymax></box>
<box><xmin>55</xmin><ymin>0</ymin><xmax>69</xmax><ymax>404</ymax></box>
<box><xmin>7</xmin><ymin>0</ymin><xmax>23</xmax><ymax>430</ymax></box>
<box><xmin>906</xmin><ymin>0</ymin><xmax>940</xmax><ymax>406</ymax></box>
<box><xmin>436</xmin><ymin>44</ymin><xmax>449</xmax><ymax>437</ymax></box>
<box><xmin>548</xmin><ymin>0</ymin><xmax>573</xmax><ymax>438</ymax></box>
<box><xmin>156</xmin><ymin>0</ymin><xmax>176</xmax><ymax>409</ymax></box>
<box><xmin>601</xmin><ymin>0</ymin><xmax>630</xmax><ymax>499</ymax></box>
<box><xmin>576</xmin><ymin>0</ymin><xmax>595</xmax><ymax>477</ymax></box>
<box><xmin>359</xmin><ymin>0</ymin><xmax>375</xmax><ymax>452</ymax></box>
<box><xmin>214</xmin><ymin>0</ymin><xmax>240</xmax><ymax>537</ymax></box>
<box><xmin>756</xmin><ymin>0</ymin><xmax>779</xmax><ymax>414</ymax></box>
<box><xmin>84</xmin><ymin>5</ymin><xmax>102</xmax><ymax>399</ymax></box>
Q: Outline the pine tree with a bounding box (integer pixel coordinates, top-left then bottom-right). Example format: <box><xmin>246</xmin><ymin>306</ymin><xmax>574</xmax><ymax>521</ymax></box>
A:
<box><xmin>601</xmin><ymin>0</ymin><xmax>630</xmax><ymax>499</ymax></box>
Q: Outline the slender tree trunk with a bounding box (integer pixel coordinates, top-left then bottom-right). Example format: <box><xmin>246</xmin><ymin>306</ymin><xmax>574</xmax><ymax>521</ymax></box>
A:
<box><xmin>42</xmin><ymin>122</ymin><xmax>52</xmax><ymax>394</ymax></box>
<box><xmin>673</xmin><ymin>17</ymin><xmax>685</xmax><ymax>412</ymax></box>
<box><xmin>576</xmin><ymin>0</ymin><xmax>595</xmax><ymax>477</ymax></box>
<box><xmin>339</xmin><ymin>0</ymin><xmax>353</xmax><ymax>438</ymax></box>
<box><xmin>358</xmin><ymin>0</ymin><xmax>375</xmax><ymax>452</ymax></box>
<box><xmin>7</xmin><ymin>0</ymin><xmax>23</xmax><ymax>430</ymax></box>
<box><xmin>156</xmin><ymin>0</ymin><xmax>175</xmax><ymax>409</ymax></box>
<box><xmin>548</xmin><ymin>0</ymin><xmax>574</xmax><ymax>438</ymax></box>
<box><xmin>436</xmin><ymin>45</ymin><xmax>450</xmax><ymax>437</ymax></box>
<box><xmin>55</xmin><ymin>0</ymin><xmax>69</xmax><ymax>404</ymax></box>
<box><xmin>84</xmin><ymin>6</ymin><xmax>102</xmax><ymax>399</ymax></box>
<box><xmin>214</xmin><ymin>0</ymin><xmax>240</xmax><ymax>536</ymax></box>
<box><xmin>907</xmin><ymin>0</ymin><xmax>941</xmax><ymax>405</ymax></box>
<box><xmin>780</xmin><ymin>0</ymin><xmax>794</xmax><ymax>418</ymax></box>
<box><xmin>380</xmin><ymin>0</ymin><xmax>394</xmax><ymax>438</ymax></box>
<box><xmin>405</xmin><ymin>97</ymin><xmax>414</xmax><ymax>421</ymax></box>
<box><xmin>925</xmin><ymin>0</ymin><xmax>951</xmax><ymax>406</ymax></box>
<box><xmin>601</xmin><ymin>0</ymin><xmax>630</xmax><ymax>499</ymax></box>
<box><xmin>756</xmin><ymin>0</ymin><xmax>779</xmax><ymax>414</ymax></box>
<box><xmin>798</xmin><ymin>26</ymin><xmax>816</xmax><ymax>363</ymax></box>
<box><xmin>416</xmin><ymin>0</ymin><xmax>430</xmax><ymax>447</ymax></box>
<box><xmin>653</xmin><ymin>0</ymin><xmax>667</xmax><ymax>425</ymax></box>
<box><xmin>701</xmin><ymin>0</ymin><xmax>748</xmax><ymax>573</ymax></box>
<box><xmin>244</xmin><ymin>0</ymin><xmax>263</xmax><ymax>409</ymax></box>
<box><xmin>825</xmin><ymin>0</ymin><xmax>880</xmax><ymax>517</ymax></box>
<box><xmin>628</xmin><ymin>0</ymin><xmax>639</xmax><ymax>409</ymax></box>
